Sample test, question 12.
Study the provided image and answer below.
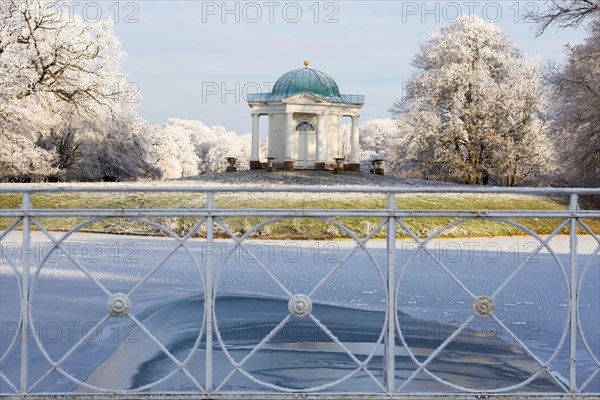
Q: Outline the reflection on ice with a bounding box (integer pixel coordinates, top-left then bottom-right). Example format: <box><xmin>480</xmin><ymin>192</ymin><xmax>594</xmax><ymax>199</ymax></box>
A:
<box><xmin>86</xmin><ymin>295</ymin><xmax>563</xmax><ymax>392</ymax></box>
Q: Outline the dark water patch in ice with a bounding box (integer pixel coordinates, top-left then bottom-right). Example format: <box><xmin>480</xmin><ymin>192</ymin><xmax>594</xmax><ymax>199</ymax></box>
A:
<box><xmin>104</xmin><ymin>295</ymin><xmax>563</xmax><ymax>392</ymax></box>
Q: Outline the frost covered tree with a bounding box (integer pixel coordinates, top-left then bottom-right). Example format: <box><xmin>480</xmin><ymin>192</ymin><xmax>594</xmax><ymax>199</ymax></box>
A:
<box><xmin>194</xmin><ymin>125</ymin><xmax>251</xmax><ymax>174</ymax></box>
<box><xmin>0</xmin><ymin>0</ymin><xmax>137</xmax><ymax>181</ymax></box>
<box><xmin>150</xmin><ymin>119</ymin><xmax>250</xmax><ymax>179</ymax></box>
<box><xmin>338</xmin><ymin>124</ymin><xmax>351</xmax><ymax>161</ymax></box>
<box><xmin>359</xmin><ymin>119</ymin><xmax>398</xmax><ymax>158</ymax></box>
<box><xmin>37</xmin><ymin>121</ymin><xmax>81</xmax><ymax>172</ymax></box>
<box><xmin>259</xmin><ymin>137</ymin><xmax>269</xmax><ymax>161</ymax></box>
<box><xmin>533</xmin><ymin>3</ymin><xmax>600</xmax><ymax>186</ymax></box>
<box><xmin>0</xmin><ymin>0</ymin><xmax>126</xmax><ymax>117</ymax></box>
<box><xmin>390</xmin><ymin>16</ymin><xmax>553</xmax><ymax>186</ymax></box>
<box><xmin>0</xmin><ymin>96</ymin><xmax>59</xmax><ymax>180</ymax></box>
<box><xmin>73</xmin><ymin>106</ymin><xmax>161</xmax><ymax>181</ymax></box>
<box><xmin>155</xmin><ymin>122</ymin><xmax>200</xmax><ymax>179</ymax></box>
<box><xmin>358</xmin><ymin>119</ymin><xmax>405</xmax><ymax>173</ymax></box>
<box><xmin>547</xmin><ymin>22</ymin><xmax>600</xmax><ymax>186</ymax></box>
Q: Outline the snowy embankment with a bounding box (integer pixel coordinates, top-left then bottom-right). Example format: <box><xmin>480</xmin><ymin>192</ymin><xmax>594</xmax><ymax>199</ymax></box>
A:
<box><xmin>180</xmin><ymin>169</ymin><xmax>460</xmax><ymax>188</ymax></box>
<box><xmin>2</xmin><ymin>172</ymin><xmax>586</xmax><ymax>240</ymax></box>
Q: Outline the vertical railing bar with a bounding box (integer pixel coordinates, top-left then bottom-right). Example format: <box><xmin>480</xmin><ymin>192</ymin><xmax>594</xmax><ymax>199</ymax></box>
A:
<box><xmin>569</xmin><ymin>193</ymin><xmax>578</xmax><ymax>393</ymax></box>
<box><xmin>205</xmin><ymin>192</ymin><xmax>215</xmax><ymax>393</ymax></box>
<box><xmin>20</xmin><ymin>192</ymin><xmax>31</xmax><ymax>394</ymax></box>
<box><xmin>385</xmin><ymin>193</ymin><xmax>396</xmax><ymax>392</ymax></box>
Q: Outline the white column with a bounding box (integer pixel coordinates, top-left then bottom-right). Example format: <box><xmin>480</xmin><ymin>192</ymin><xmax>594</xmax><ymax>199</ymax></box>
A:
<box><xmin>251</xmin><ymin>113</ymin><xmax>260</xmax><ymax>161</ymax></box>
<box><xmin>284</xmin><ymin>112</ymin><xmax>293</xmax><ymax>160</ymax></box>
<box><xmin>267</xmin><ymin>114</ymin><xmax>273</xmax><ymax>157</ymax></box>
<box><xmin>337</xmin><ymin>115</ymin><xmax>343</xmax><ymax>158</ymax></box>
<box><xmin>350</xmin><ymin>115</ymin><xmax>360</xmax><ymax>163</ymax></box>
<box><xmin>316</xmin><ymin>113</ymin><xmax>325</xmax><ymax>162</ymax></box>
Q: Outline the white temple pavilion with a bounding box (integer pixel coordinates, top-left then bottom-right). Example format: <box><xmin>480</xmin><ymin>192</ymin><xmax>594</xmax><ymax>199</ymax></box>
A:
<box><xmin>246</xmin><ymin>62</ymin><xmax>365</xmax><ymax>171</ymax></box>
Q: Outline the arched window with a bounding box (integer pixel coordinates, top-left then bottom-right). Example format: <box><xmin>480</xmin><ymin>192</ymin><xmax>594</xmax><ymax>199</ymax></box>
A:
<box><xmin>296</xmin><ymin>121</ymin><xmax>315</xmax><ymax>132</ymax></box>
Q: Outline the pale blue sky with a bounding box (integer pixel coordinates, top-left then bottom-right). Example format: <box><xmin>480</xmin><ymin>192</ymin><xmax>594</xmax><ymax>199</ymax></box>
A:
<box><xmin>94</xmin><ymin>1</ymin><xmax>588</xmax><ymax>135</ymax></box>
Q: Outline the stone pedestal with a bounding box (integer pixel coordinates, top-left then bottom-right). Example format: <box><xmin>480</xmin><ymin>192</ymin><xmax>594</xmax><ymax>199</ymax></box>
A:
<box><xmin>226</xmin><ymin>157</ymin><xmax>237</xmax><ymax>172</ymax></box>
<box><xmin>333</xmin><ymin>158</ymin><xmax>345</xmax><ymax>174</ymax></box>
<box><xmin>283</xmin><ymin>160</ymin><xmax>295</xmax><ymax>170</ymax></box>
<box><xmin>348</xmin><ymin>163</ymin><xmax>360</xmax><ymax>172</ymax></box>
<box><xmin>266</xmin><ymin>157</ymin><xmax>277</xmax><ymax>172</ymax></box>
<box><xmin>250</xmin><ymin>160</ymin><xmax>262</xmax><ymax>170</ymax></box>
<box><xmin>371</xmin><ymin>159</ymin><xmax>385</xmax><ymax>176</ymax></box>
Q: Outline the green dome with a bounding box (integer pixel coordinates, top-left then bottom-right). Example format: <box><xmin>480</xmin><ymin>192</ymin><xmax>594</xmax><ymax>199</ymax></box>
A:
<box><xmin>246</xmin><ymin>65</ymin><xmax>364</xmax><ymax>104</ymax></box>
<box><xmin>271</xmin><ymin>68</ymin><xmax>342</xmax><ymax>100</ymax></box>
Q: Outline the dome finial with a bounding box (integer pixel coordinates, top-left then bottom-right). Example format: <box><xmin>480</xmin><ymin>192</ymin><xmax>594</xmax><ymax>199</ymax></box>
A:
<box><xmin>304</xmin><ymin>60</ymin><xmax>309</xmax><ymax>68</ymax></box>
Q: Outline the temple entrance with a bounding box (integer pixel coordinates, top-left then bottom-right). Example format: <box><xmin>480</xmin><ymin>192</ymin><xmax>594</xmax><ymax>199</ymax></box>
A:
<box><xmin>296</xmin><ymin>121</ymin><xmax>316</xmax><ymax>169</ymax></box>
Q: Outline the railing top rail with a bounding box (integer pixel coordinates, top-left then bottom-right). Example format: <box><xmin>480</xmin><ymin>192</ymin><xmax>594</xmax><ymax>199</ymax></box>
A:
<box><xmin>0</xmin><ymin>183</ymin><xmax>599</xmax><ymax>195</ymax></box>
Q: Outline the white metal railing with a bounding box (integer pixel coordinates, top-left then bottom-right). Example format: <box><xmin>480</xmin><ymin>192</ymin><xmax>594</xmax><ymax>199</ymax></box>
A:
<box><xmin>0</xmin><ymin>184</ymin><xmax>599</xmax><ymax>399</ymax></box>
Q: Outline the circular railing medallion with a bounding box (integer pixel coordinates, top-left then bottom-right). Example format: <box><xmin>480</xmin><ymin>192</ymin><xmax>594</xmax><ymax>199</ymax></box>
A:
<box><xmin>107</xmin><ymin>293</ymin><xmax>132</xmax><ymax>317</ymax></box>
<box><xmin>473</xmin><ymin>295</ymin><xmax>495</xmax><ymax>318</ymax></box>
<box><xmin>288</xmin><ymin>294</ymin><xmax>312</xmax><ymax>318</ymax></box>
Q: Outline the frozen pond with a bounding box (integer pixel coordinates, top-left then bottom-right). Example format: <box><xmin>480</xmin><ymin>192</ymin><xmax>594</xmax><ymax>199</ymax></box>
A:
<box><xmin>1</xmin><ymin>232</ymin><xmax>598</xmax><ymax>393</ymax></box>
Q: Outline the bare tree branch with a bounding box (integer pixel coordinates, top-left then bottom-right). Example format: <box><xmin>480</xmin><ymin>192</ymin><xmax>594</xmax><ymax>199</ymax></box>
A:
<box><xmin>528</xmin><ymin>0</ymin><xmax>600</xmax><ymax>35</ymax></box>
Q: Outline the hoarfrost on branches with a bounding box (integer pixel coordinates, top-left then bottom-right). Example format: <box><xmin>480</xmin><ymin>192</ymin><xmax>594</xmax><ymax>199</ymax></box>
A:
<box><xmin>149</xmin><ymin>119</ymin><xmax>250</xmax><ymax>179</ymax></box>
<box><xmin>539</xmin><ymin>8</ymin><xmax>600</xmax><ymax>186</ymax></box>
<box><xmin>528</xmin><ymin>0</ymin><xmax>600</xmax><ymax>35</ymax></box>
<box><xmin>390</xmin><ymin>16</ymin><xmax>554</xmax><ymax>186</ymax></box>
<box><xmin>358</xmin><ymin>119</ymin><xmax>405</xmax><ymax>173</ymax></box>
<box><xmin>0</xmin><ymin>0</ymin><xmax>142</xmax><ymax>181</ymax></box>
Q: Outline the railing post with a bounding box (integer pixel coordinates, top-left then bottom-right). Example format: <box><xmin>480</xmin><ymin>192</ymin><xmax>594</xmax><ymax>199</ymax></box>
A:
<box><xmin>385</xmin><ymin>193</ymin><xmax>396</xmax><ymax>392</ymax></box>
<box><xmin>569</xmin><ymin>193</ymin><xmax>579</xmax><ymax>393</ymax></box>
<box><xmin>20</xmin><ymin>193</ymin><xmax>31</xmax><ymax>394</ymax></box>
<box><xmin>205</xmin><ymin>192</ymin><xmax>215</xmax><ymax>392</ymax></box>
